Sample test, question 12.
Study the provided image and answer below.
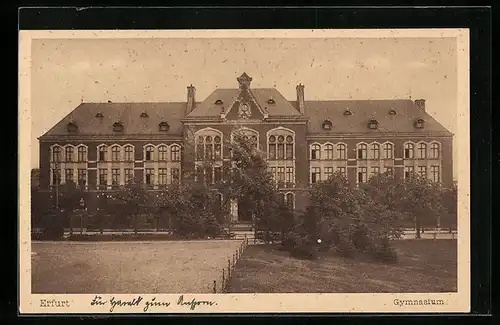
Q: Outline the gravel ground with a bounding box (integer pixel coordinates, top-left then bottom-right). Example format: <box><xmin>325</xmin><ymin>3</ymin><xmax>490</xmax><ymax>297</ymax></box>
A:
<box><xmin>31</xmin><ymin>240</ymin><xmax>243</xmax><ymax>294</ymax></box>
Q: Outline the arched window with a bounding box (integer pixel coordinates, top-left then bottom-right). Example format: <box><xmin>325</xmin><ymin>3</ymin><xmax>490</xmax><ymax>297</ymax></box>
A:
<box><xmin>324</xmin><ymin>144</ymin><xmax>334</xmax><ymax>160</ymax></box>
<box><xmin>145</xmin><ymin>145</ymin><xmax>155</xmax><ymax>161</ymax></box>
<box><xmin>370</xmin><ymin>143</ymin><xmax>380</xmax><ymax>160</ymax></box>
<box><xmin>418</xmin><ymin>143</ymin><xmax>427</xmax><ymax>159</ymax></box>
<box><xmin>286</xmin><ymin>192</ymin><xmax>295</xmax><ymax>209</ymax></box>
<box><xmin>158</xmin><ymin>145</ymin><xmax>168</xmax><ymax>161</ymax></box>
<box><xmin>383</xmin><ymin>143</ymin><xmax>393</xmax><ymax>159</ymax></box>
<box><xmin>65</xmin><ymin>146</ymin><xmax>74</xmax><ymax>162</ymax></box>
<box><xmin>357</xmin><ymin>143</ymin><xmax>368</xmax><ymax>159</ymax></box>
<box><xmin>195</xmin><ymin>129</ymin><xmax>223</xmax><ymax>161</ymax></box>
<box><xmin>77</xmin><ymin>146</ymin><xmax>87</xmax><ymax>162</ymax></box>
<box><xmin>171</xmin><ymin>145</ymin><xmax>181</xmax><ymax>161</ymax></box>
<box><xmin>337</xmin><ymin>143</ymin><xmax>347</xmax><ymax>160</ymax></box>
<box><xmin>311</xmin><ymin>144</ymin><xmax>321</xmax><ymax>160</ymax></box>
<box><xmin>111</xmin><ymin>145</ymin><xmax>121</xmax><ymax>161</ymax></box>
<box><xmin>124</xmin><ymin>145</ymin><xmax>134</xmax><ymax>162</ymax></box>
<box><xmin>404</xmin><ymin>143</ymin><xmax>415</xmax><ymax>159</ymax></box>
<box><xmin>430</xmin><ymin>142</ymin><xmax>440</xmax><ymax>159</ymax></box>
<box><xmin>52</xmin><ymin>146</ymin><xmax>61</xmax><ymax>162</ymax></box>
<box><xmin>98</xmin><ymin>145</ymin><xmax>107</xmax><ymax>161</ymax></box>
<box><xmin>268</xmin><ymin>128</ymin><xmax>294</xmax><ymax>161</ymax></box>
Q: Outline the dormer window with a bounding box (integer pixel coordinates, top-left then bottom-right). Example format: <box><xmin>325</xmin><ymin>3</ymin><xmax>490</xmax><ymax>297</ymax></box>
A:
<box><xmin>113</xmin><ymin>122</ymin><xmax>124</xmax><ymax>133</ymax></box>
<box><xmin>95</xmin><ymin>111</ymin><xmax>104</xmax><ymax>118</ymax></box>
<box><xmin>140</xmin><ymin>112</ymin><xmax>149</xmax><ymax>118</ymax></box>
<box><xmin>322</xmin><ymin>119</ymin><xmax>333</xmax><ymax>130</ymax></box>
<box><xmin>215</xmin><ymin>100</ymin><xmax>223</xmax><ymax>105</ymax></box>
<box><xmin>368</xmin><ymin>119</ymin><xmax>379</xmax><ymax>129</ymax></box>
<box><xmin>388</xmin><ymin>109</ymin><xmax>397</xmax><ymax>115</ymax></box>
<box><xmin>414</xmin><ymin>118</ymin><xmax>425</xmax><ymax>129</ymax></box>
<box><xmin>159</xmin><ymin>122</ymin><xmax>169</xmax><ymax>132</ymax></box>
<box><xmin>343</xmin><ymin>109</ymin><xmax>352</xmax><ymax>116</ymax></box>
<box><xmin>267</xmin><ymin>98</ymin><xmax>276</xmax><ymax>104</ymax></box>
<box><xmin>67</xmin><ymin>122</ymin><xmax>78</xmax><ymax>133</ymax></box>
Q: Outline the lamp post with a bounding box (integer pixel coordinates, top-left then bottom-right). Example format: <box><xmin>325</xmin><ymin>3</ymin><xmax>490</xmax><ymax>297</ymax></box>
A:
<box><xmin>54</xmin><ymin>162</ymin><xmax>60</xmax><ymax>209</ymax></box>
<box><xmin>79</xmin><ymin>197</ymin><xmax>85</xmax><ymax>234</ymax></box>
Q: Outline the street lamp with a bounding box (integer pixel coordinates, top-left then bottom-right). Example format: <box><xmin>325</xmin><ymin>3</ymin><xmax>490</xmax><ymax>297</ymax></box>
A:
<box><xmin>79</xmin><ymin>197</ymin><xmax>85</xmax><ymax>234</ymax></box>
<box><xmin>54</xmin><ymin>162</ymin><xmax>60</xmax><ymax>210</ymax></box>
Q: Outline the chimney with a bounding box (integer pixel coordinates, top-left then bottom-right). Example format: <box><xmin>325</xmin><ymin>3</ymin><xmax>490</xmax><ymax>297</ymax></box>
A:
<box><xmin>296</xmin><ymin>83</ymin><xmax>305</xmax><ymax>114</ymax></box>
<box><xmin>414</xmin><ymin>99</ymin><xmax>425</xmax><ymax>111</ymax></box>
<box><xmin>186</xmin><ymin>84</ymin><xmax>196</xmax><ymax>115</ymax></box>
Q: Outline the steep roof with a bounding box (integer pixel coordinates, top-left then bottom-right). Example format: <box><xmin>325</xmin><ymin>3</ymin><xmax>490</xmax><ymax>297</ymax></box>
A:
<box><xmin>187</xmin><ymin>88</ymin><xmax>301</xmax><ymax>117</ymax></box>
<box><xmin>40</xmin><ymin>102</ymin><xmax>186</xmax><ymax>137</ymax></box>
<box><xmin>298</xmin><ymin>99</ymin><xmax>452</xmax><ymax>135</ymax></box>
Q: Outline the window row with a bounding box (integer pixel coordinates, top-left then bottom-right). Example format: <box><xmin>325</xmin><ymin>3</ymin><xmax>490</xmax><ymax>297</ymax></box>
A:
<box><xmin>309</xmin><ymin>165</ymin><xmax>441</xmax><ymax>184</ymax></box>
<box><xmin>51</xmin><ymin>168</ymin><xmax>88</xmax><ymax>186</ymax></box>
<box><xmin>194</xmin><ymin>166</ymin><xmax>224</xmax><ymax>184</ymax></box>
<box><xmin>310</xmin><ymin>143</ymin><xmax>348</xmax><ymax>160</ymax></box>
<box><xmin>97</xmin><ymin>168</ymin><xmax>181</xmax><ymax>186</ymax></box>
<box><xmin>310</xmin><ymin>167</ymin><xmax>348</xmax><ymax>184</ymax></box>
<box><xmin>50</xmin><ymin>144</ymin><xmax>182</xmax><ymax>162</ymax></box>
<box><xmin>403</xmin><ymin>142</ymin><xmax>440</xmax><ymax>159</ymax></box>
<box><xmin>196</xmin><ymin>135</ymin><xmax>223</xmax><ymax>161</ymax></box>
<box><xmin>269</xmin><ymin>167</ymin><xmax>295</xmax><ymax>184</ymax></box>
<box><xmin>50</xmin><ymin>145</ymin><xmax>88</xmax><ymax>162</ymax></box>
<box><xmin>268</xmin><ymin>132</ymin><xmax>295</xmax><ymax>161</ymax></box>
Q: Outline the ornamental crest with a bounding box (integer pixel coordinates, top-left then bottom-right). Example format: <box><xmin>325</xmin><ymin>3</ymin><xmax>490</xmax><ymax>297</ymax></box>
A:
<box><xmin>238</xmin><ymin>102</ymin><xmax>251</xmax><ymax>119</ymax></box>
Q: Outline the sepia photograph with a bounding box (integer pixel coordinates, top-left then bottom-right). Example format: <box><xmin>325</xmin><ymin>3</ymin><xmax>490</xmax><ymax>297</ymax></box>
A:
<box><xmin>19</xmin><ymin>28</ymin><xmax>470</xmax><ymax>313</ymax></box>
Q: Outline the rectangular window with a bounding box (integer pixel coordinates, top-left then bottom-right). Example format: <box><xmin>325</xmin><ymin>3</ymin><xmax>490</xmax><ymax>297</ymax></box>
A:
<box><xmin>158</xmin><ymin>168</ymin><xmax>168</xmax><ymax>185</ymax></box>
<box><xmin>111</xmin><ymin>168</ymin><xmax>120</xmax><ymax>185</ymax></box>
<box><xmin>418</xmin><ymin>166</ymin><xmax>427</xmax><ymax>178</ymax></box>
<box><xmin>145</xmin><ymin>168</ymin><xmax>154</xmax><ymax>185</ymax></box>
<box><xmin>77</xmin><ymin>169</ymin><xmax>87</xmax><ymax>186</ymax></box>
<box><xmin>311</xmin><ymin>167</ymin><xmax>321</xmax><ymax>184</ymax></box>
<box><xmin>337</xmin><ymin>145</ymin><xmax>347</xmax><ymax>160</ymax></box>
<box><xmin>285</xmin><ymin>144</ymin><xmax>293</xmax><ymax>160</ymax></box>
<box><xmin>171</xmin><ymin>146</ymin><xmax>181</xmax><ymax>161</ymax></box>
<box><xmin>214</xmin><ymin>167</ymin><xmax>222</xmax><ymax>182</ymax></box>
<box><xmin>431</xmin><ymin>165</ymin><xmax>440</xmax><ymax>182</ymax></box>
<box><xmin>52</xmin><ymin>169</ymin><xmax>60</xmax><ymax>185</ymax></box>
<box><xmin>277</xmin><ymin>144</ymin><xmax>285</xmax><ymax>160</ymax></box>
<box><xmin>145</xmin><ymin>151</ymin><xmax>152</xmax><ymax>161</ymax></box>
<box><xmin>358</xmin><ymin>167</ymin><xmax>368</xmax><ymax>183</ymax></box>
<box><xmin>384</xmin><ymin>167</ymin><xmax>394</xmax><ymax>176</ymax></box>
<box><xmin>195</xmin><ymin>166</ymin><xmax>203</xmax><ymax>182</ymax></box>
<box><xmin>337</xmin><ymin>167</ymin><xmax>346</xmax><ymax>177</ymax></box>
<box><xmin>98</xmin><ymin>169</ymin><xmax>107</xmax><ymax>186</ymax></box>
<box><xmin>370</xmin><ymin>167</ymin><xmax>380</xmax><ymax>177</ymax></box>
<box><xmin>324</xmin><ymin>167</ymin><xmax>333</xmax><ymax>180</ymax></box>
<box><xmin>205</xmin><ymin>144</ymin><xmax>214</xmax><ymax>160</ymax></box>
<box><xmin>111</xmin><ymin>147</ymin><xmax>120</xmax><ymax>161</ymax></box>
<box><xmin>286</xmin><ymin>167</ymin><xmax>294</xmax><ymax>184</ymax></box>
<box><xmin>205</xmin><ymin>167</ymin><xmax>213</xmax><ymax>184</ymax></box>
<box><xmin>277</xmin><ymin>167</ymin><xmax>285</xmax><ymax>183</ymax></box>
<box><xmin>124</xmin><ymin>168</ymin><xmax>134</xmax><ymax>184</ymax></box>
<box><xmin>171</xmin><ymin>168</ymin><xmax>180</xmax><ymax>182</ymax></box>
<box><xmin>270</xmin><ymin>167</ymin><xmax>276</xmax><ymax>181</ymax></box>
<box><xmin>65</xmin><ymin>168</ymin><xmax>74</xmax><ymax>184</ymax></box>
<box><xmin>404</xmin><ymin>166</ymin><xmax>414</xmax><ymax>179</ymax></box>
<box><xmin>269</xmin><ymin>144</ymin><xmax>276</xmax><ymax>160</ymax></box>
<box><xmin>158</xmin><ymin>148</ymin><xmax>168</xmax><ymax>161</ymax></box>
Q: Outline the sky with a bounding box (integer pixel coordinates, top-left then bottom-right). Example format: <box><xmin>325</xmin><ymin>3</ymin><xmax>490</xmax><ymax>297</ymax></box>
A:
<box><xmin>31</xmin><ymin>37</ymin><xmax>457</xmax><ymax>178</ymax></box>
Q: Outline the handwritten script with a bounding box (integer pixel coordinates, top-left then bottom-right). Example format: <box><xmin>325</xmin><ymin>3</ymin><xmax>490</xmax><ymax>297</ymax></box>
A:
<box><xmin>90</xmin><ymin>295</ymin><xmax>218</xmax><ymax>312</ymax></box>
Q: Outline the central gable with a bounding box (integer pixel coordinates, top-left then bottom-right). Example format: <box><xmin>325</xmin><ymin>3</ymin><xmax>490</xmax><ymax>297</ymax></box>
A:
<box><xmin>225</xmin><ymin>87</ymin><xmax>265</xmax><ymax>120</ymax></box>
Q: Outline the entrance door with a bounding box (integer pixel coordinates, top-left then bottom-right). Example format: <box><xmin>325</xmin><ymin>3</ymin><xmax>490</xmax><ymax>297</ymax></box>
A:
<box><xmin>237</xmin><ymin>197</ymin><xmax>253</xmax><ymax>222</ymax></box>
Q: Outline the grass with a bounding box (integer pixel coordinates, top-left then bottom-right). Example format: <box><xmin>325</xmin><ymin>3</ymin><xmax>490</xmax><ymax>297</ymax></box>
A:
<box><xmin>31</xmin><ymin>240</ymin><xmax>242</xmax><ymax>294</ymax></box>
<box><xmin>226</xmin><ymin>239</ymin><xmax>457</xmax><ymax>293</ymax></box>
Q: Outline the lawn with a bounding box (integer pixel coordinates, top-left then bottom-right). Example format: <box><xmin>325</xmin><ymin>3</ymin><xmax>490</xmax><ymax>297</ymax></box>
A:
<box><xmin>31</xmin><ymin>240</ymin><xmax>242</xmax><ymax>294</ymax></box>
<box><xmin>226</xmin><ymin>239</ymin><xmax>457</xmax><ymax>293</ymax></box>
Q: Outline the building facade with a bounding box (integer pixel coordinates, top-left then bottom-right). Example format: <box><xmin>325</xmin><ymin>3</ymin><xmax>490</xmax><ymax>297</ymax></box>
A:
<box><xmin>38</xmin><ymin>73</ymin><xmax>453</xmax><ymax>221</ymax></box>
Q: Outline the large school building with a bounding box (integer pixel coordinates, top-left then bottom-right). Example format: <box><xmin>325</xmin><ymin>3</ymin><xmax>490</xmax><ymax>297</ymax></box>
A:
<box><xmin>37</xmin><ymin>72</ymin><xmax>453</xmax><ymax>222</ymax></box>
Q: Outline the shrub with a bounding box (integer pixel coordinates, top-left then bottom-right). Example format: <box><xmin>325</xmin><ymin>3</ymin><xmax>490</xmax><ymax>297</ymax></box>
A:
<box><xmin>41</xmin><ymin>211</ymin><xmax>65</xmax><ymax>240</ymax></box>
<box><xmin>368</xmin><ymin>238</ymin><xmax>398</xmax><ymax>263</ymax></box>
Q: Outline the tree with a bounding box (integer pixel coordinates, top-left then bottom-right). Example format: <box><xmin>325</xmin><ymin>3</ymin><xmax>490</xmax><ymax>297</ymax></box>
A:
<box><xmin>220</xmin><ymin>131</ymin><xmax>284</xmax><ymax>241</ymax></box>
<box><xmin>153</xmin><ymin>180</ymin><xmax>223</xmax><ymax>238</ymax></box>
<box><xmin>400</xmin><ymin>172</ymin><xmax>445</xmax><ymax>238</ymax></box>
<box><xmin>360</xmin><ymin>172</ymin><xmax>405</xmax><ymax>241</ymax></box>
<box><xmin>441</xmin><ymin>182</ymin><xmax>458</xmax><ymax>230</ymax></box>
<box><xmin>108</xmin><ymin>183</ymin><xmax>150</xmax><ymax>234</ymax></box>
